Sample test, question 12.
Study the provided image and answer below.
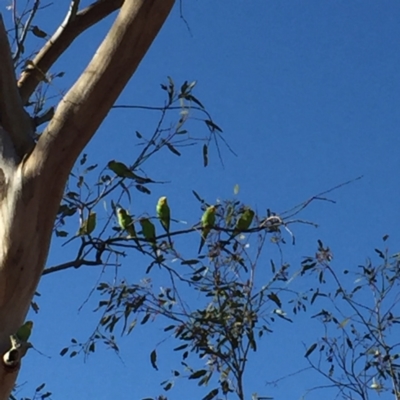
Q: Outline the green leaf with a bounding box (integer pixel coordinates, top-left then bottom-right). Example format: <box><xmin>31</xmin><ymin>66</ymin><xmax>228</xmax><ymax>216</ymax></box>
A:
<box><xmin>127</xmin><ymin>320</ymin><xmax>137</xmax><ymax>334</ymax></box>
<box><xmin>141</xmin><ymin>313</ymin><xmax>151</xmax><ymax>325</ymax></box>
<box><xmin>247</xmin><ymin>331</ymin><xmax>257</xmax><ymax>351</ymax></box>
<box><xmin>181</xmin><ymin>259</ymin><xmax>200</xmax><ymax>266</ymax></box>
<box><xmin>164</xmin><ymin>325</ymin><xmax>175</xmax><ymax>332</ymax></box>
<box><xmin>84</xmin><ymin>164</ymin><xmax>98</xmax><ymax>173</ymax></box>
<box><xmin>35</xmin><ymin>383</ymin><xmax>46</xmax><ymax>392</ymax></box>
<box><xmin>180</xmin><ymin>80</ymin><xmax>188</xmax><ymax>94</ymax></box>
<box><xmin>163</xmin><ymin>381</ymin><xmax>173</xmax><ymax>391</ymax></box>
<box><xmin>205</xmin><ymin>119</ymin><xmax>223</xmax><ymax>133</ymax></box>
<box><xmin>174</xmin><ymin>344</ymin><xmax>189</xmax><ymax>351</ymax></box>
<box><xmin>270</xmin><ymin>259</ymin><xmax>276</xmax><ymax>273</ymax></box>
<box><xmin>66</xmin><ymin>191</ymin><xmax>78</xmax><ymax>199</ymax></box>
<box><xmin>60</xmin><ymin>347</ymin><xmax>68</xmax><ymax>356</ymax></box>
<box><xmin>301</xmin><ymin>262</ymin><xmax>317</xmax><ymax>274</ymax></box>
<box><xmin>374</xmin><ymin>248</ymin><xmax>385</xmax><ymax>259</ymax></box>
<box><xmin>203</xmin><ymin>144</ymin><xmax>208</xmax><ymax>167</ymax></box>
<box><xmin>267</xmin><ymin>292</ymin><xmax>281</xmax><ymax>308</ymax></box>
<box><xmin>58</xmin><ymin>204</ymin><xmax>77</xmax><ymax>216</ymax></box>
<box><xmin>166</xmin><ymin>143</ymin><xmax>181</xmax><ymax>156</ymax></box>
<box><xmin>187</xmin><ymin>80</ymin><xmax>197</xmax><ymax>90</ymax></box>
<box><xmin>310</xmin><ymin>290</ymin><xmax>319</xmax><ymax>305</ymax></box>
<box><xmin>150</xmin><ymin>349</ymin><xmax>158</xmax><ymax>370</ymax></box>
<box><xmin>31</xmin><ymin>25</ymin><xmax>47</xmax><ymax>38</ymax></box>
<box><xmin>55</xmin><ymin>230</ymin><xmax>68</xmax><ymax>237</ymax></box>
<box><xmin>339</xmin><ymin>317</ymin><xmax>350</xmax><ymax>329</ymax></box>
<box><xmin>304</xmin><ymin>343</ymin><xmax>318</xmax><ymax>358</ymax></box>
<box><xmin>189</xmin><ymin>369</ymin><xmax>207</xmax><ymax>380</ymax></box>
<box><xmin>187</xmin><ymin>94</ymin><xmax>204</xmax><ymax>108</ymax></box>
<box><xmin>202</xmin><ymin>388</ymin><xmax>219</xmax><ymax>400</ymax></box>
<box><xmin>135</xmin><ymin>184</ymin><xmax>151</xmax><ymax>195</ymax></box>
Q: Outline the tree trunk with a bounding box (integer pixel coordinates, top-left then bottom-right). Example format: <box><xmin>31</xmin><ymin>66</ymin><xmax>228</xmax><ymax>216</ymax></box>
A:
<box><xmin>0</xmin><ymin>0</ymin><xmax>174</xmax><ymax>397</ymax></box>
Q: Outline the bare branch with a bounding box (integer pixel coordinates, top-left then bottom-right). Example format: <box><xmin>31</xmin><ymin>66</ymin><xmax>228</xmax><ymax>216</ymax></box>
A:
<box><xmin>17</xmin><ymin>0</ymin><xmax>125</xmax><ymax>105</ymax></box>
<box><xmin>0</xmin><ymin>15</ymin><xmax>34</xmax><ymax>158</ymax></box>
<box><xmin>42</xmin><ymin>258</ymin><xmax>102</xmax><ymax>275</ymax></box>
<box><xmin>281</xmin><ymin>175</ymin><xmax>364</xmax><ymax>219</ymax></box>
<box><xmin>12</xmin><ymin>0</ymin><xmax>41</xmax><ymax>63</ymax></box>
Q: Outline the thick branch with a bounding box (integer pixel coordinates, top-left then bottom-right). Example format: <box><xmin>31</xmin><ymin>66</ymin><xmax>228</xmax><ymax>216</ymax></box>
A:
<box><xmin>25</xmin><ymin>0</ymin><xmax>174</xmax><ymax>183</ymax></box>
<box><xmin>0</xmin><ymin>16</ymin><xmax>34</xmax><ymax>158</ymax></box>
<box><xmin>17</xmin><ymin>0</ymin><xmax>124</xmax><ymax>105</ymax></box>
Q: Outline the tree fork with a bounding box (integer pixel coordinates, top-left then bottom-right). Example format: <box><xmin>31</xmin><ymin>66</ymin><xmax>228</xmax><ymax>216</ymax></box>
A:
<box><xmin>0</xmin><ymin>16</ymin><xmax>34</xmax><ymax>158</ymax></box>
<box><xmin>0</xmin><ymin>0</ymin><xmax>174</xmax><ymax>398</ymax></box>
<box><xmin>17</xmin><ymin>0</ymin><xmax>125</xmax><ymax>105</ymax></box>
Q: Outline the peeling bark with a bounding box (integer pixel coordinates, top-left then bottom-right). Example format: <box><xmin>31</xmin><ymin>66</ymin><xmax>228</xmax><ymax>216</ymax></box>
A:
<box><xmin>0</xmin><ymin>0</ymin><xmax>174</xmax><ymax>398</ymax></box>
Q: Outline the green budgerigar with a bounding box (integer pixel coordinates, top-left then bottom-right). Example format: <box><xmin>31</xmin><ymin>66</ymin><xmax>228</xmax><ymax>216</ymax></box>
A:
<box><xmin>156</xmin><ymin>196</ymin><xmax>170</xmax><ymax>232</ymax></box>
<box><xmin>232</xmin><ymin>207</ymin><xmax>255</xmax><ymax>239</ymax></box>
<box><xmin>198</xmin><ymin>205</ymin><xmax>216</xmax><ymax>253</ymax></box>
<box><xmin>117</xmin><ymin>208</ymin><xmax>136</xmax><ymax>238</ymax></box>
<box><xmin>140</xmin><ymin>218</ymin><xmax>157</xmax><ymax>251</ymax></box>
<box><xmin>16</xmin><ymin>321</ymin><xmax>33</xmax><ymax>342</ymax></box>
<box><xmin>156</xmin><ymin>196</ymin><xmax>172</xmax><ymax>245</ymax></box>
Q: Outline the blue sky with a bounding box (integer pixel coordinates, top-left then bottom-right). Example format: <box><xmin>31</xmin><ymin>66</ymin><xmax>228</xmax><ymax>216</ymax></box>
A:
<box><xmin>5</xmin><ymin>1</ymin><xmax>400</xmax><ymax>399</ymax></box>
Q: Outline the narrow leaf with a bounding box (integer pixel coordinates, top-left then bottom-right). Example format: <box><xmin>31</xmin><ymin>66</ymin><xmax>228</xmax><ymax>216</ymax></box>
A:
<box><xmin>135</xmin><ymin>184</ymin><xmax>151</xmax><ymax>194</ymax></box>
<box><xmin>267</xmin><ymin>292</ymin><xmax>282</xmax><ymax>308</ymax></box>
<box><xmin>203</xmin><ymin>144</ymin><xmax>208</xmax><ymax>167</ymax></box>
<box><xmin>189</xmin><ymin>369</ymin><xmax>207</xmax><ymax>379</ymax></box>
<box><xmin>205</xmin><ymin>119</ymin><xmax>223</xmax><ymax>132</ymax></box>
<box><xmin>304</xmin><ymin>343</ymin><xmax>318</xmax><ymax>358</ymax></box>
<box><xmin>60</xmin><ymin>347</ymin><xmax>68</xmax><ymax>356</ymax></box>
<box><xmin>166</xmin><ymin>143</ymin><xmax>181</xmax><ymax>156</ymax></box>
<box><xmin>202</xmin><ymin>388</ymin><xmax>219</xmax><ymax>400</ymax></box>
<box><xmin>35</xmin><ymin>383</ymin><xmax>45</xmax><ymax>392</ymax></box>
<box><xmin>187</xmin><ymin>94</ymin><xmax>204</xmax><ymax>108</ymax></box>
<box><xmin>150</xmin><ymin>349</ymin><xmax>158</xmax><ymax>370</ymax></box>
<box><xmin>31</xmin><ymin>26</ymin><xmax>47</xmax><ymax>38</ymax></box>
<box><xmin>374</xmin><ymin>248</ymin><xmax>385</xmax><ymax>259</ymax></box>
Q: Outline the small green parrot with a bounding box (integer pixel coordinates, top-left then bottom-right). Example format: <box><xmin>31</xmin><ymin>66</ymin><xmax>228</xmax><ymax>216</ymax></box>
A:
<box><xmin>117</xmin><ymin>208</ymin><xmax>136</xmax><ymax>238</ymax></box>
<box><xmin>198</xmin><ymin>205</ymin><xmax>216</xmax><ymax>253</ymax></box>
<box><xmin>156</xmin><ymin>196</ymin><xmax>170</xmax><ymax>232</ymax></box>
<box><xmin>156</xmin><ymin>196</ymin><xmax>172</xmax><ymax>246</ymax></box>
<box><xmin>232</xmin><ymin>207</ymin><xmax>255</xmax><ymax>239</ymax></box>
<box><xmin>140</xmin><ymin>218</ymin><xmax>157</xmax><ymax>251</ymax></box>
<box><xmin>16</xmin><ymin>321</ymin><xmax>33</xmax><ymax>342</ymax></box>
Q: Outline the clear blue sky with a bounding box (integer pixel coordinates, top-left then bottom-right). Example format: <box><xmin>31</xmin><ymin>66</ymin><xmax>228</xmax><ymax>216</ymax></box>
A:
<box><xmin>6</xmin><ymin>1</ymin><xmax>400</xmax><ymax>399</ymax></box>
